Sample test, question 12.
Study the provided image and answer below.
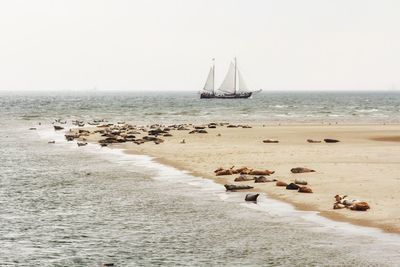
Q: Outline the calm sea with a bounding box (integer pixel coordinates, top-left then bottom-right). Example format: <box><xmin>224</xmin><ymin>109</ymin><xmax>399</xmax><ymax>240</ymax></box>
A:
<box><xmin>1</xmin><ymin>91</ymin><xmax>400</xmax><ymax>266</ymax></box>
<box><xmin>1</xmin><ymin>91</ymin><xmax>400</xmax><ymax>124</ymax></box>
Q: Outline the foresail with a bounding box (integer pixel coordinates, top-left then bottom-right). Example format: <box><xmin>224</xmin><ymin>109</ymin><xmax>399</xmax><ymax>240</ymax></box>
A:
<box><xmin>203</xmin><ymin>67</ymin><xmax>214</xmax><ymax>92</ymax></box>
<box><xmin>237</xmin><ymin>69</ymin><xmax>248</xmax><ymax>92</ymax></box>
<box><xmin>217</xmin><ymin>62</ymin><xmax>236</xmax><ymax>94</ymax></box>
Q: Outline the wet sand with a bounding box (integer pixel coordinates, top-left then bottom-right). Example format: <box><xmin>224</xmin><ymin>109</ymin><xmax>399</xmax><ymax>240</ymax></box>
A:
<box><xmin>371</xmin><ymin>136</ymin><xmax>400</xmax><ymax>142</ymax></box>
<box><xmin>78</xmin><ymin>123</ymin><xmax>400</xmax><ymax>233</ymax></box>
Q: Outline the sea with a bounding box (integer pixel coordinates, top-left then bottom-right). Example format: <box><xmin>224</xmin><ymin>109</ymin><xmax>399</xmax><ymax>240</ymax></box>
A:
<box><xmin>1</xmin><ymin>91</ymin><xmax>400</xmax><ymax>266</ymax></box>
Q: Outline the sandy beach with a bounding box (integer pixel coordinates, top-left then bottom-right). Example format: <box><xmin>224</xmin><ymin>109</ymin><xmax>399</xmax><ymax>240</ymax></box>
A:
<box><xmin>77</xmin><ymin>123</ymin><xmax>400</xmax><ymax>233</ymax></box>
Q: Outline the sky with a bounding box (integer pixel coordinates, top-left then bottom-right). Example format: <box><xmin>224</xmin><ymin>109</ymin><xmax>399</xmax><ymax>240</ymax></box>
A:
<box><xmin>0</xmin><ymin>0</ymin><xmax>399</xmax><ymax>92</ymax></box>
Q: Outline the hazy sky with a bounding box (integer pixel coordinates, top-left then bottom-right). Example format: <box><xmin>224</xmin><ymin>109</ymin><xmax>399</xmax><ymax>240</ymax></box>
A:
<box><xmin>0</xmin><ymin>0</ymin><xmax>399</xmax><ymax>91</ymax></box>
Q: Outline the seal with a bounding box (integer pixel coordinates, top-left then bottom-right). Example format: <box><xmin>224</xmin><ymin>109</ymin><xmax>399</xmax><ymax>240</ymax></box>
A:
<box><xmin>234</xmin><ymin>174</ymin><xmax>254</xmax><ymax>182</ymax></box>
<box><xmin>324</xmin><ymin>138</ymin><xmax>340</xmax><ymax>143</ymax></box>
<box><xmin>298</xmin><ymin>186</ymin><xmax>313</xmax><ymax>193</ymax></box>
<box><xmin>255</xmin><ymin>176</ymin><xmax>276</xmax><ymax>183</ymax></box>
<box><xmin>276</xmin><ymin>181</ymin><xmax>288</xmax><ymax>187</ymax></box>
<box><xmin>291</xmin><ymin>167</ymin><xmax>315</xmax><ymax>173</ymax></box>
<box><xmin>245</xmin><ymin>193</ymin><xmax>260</xmax><ymax>202</ymax></box>
<box><xmin>224</xmin><ymin>184</ymin><xmax>254</xmax><ymax>191</ymax></box>
<box><xmin>294</xmin><ymin>178</ymin><xmax>307</xmax><ymax>185</ymax></box>
<box><xmin>286</xmin><ymin>183</ymin><xmax>300</xmax><ymax>190</ymax></box>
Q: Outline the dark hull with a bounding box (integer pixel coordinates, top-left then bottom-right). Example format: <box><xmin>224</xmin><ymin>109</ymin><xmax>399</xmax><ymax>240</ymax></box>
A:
<box><xmin>200</xmin><ymin>92</ymin><xmax>252</xmax><ymax>99</ymax></box>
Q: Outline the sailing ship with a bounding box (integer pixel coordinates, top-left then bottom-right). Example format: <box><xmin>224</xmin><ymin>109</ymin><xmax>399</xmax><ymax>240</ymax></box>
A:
<box><xmin>200</xmin><ymin>58</ymin><xmax>261</xmax><ymax>99</ymax></box>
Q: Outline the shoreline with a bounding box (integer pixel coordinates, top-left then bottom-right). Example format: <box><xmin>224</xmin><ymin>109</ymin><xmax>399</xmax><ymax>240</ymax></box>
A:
<box><xmin>71</xmin><ymin>123</ymin><xmax>400</xmax><ymax>234</ymax></box>
<box><xmin>124</xmin><ymin>147</ymin><xmax>400</xmax><ymax>234</ymax></box>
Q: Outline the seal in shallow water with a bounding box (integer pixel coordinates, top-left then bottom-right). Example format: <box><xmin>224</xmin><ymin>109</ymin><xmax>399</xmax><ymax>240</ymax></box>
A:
<box><xmin>245</xmin><ymin>193</ymin><xmax>260</xmax><ymax>202</ymax></box>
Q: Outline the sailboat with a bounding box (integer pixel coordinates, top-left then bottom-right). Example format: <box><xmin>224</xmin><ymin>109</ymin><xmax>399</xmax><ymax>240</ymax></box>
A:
<box><xmin>200</xmin><ymin>58</ymin><xmax>261</xmax><ymax>99</ymax></box>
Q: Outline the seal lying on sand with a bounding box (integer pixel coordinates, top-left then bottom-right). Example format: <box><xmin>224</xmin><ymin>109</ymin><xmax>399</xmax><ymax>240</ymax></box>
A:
<box><xmin>234</xmin><ymin>174</ymin><xmax>254</xmax><ymax>182</ymax></box>
<box><xmin>324</xmin><ymin>138</ymin><xmax>340</xmax><ymax>143</ymax></box>
<box><xmin>215</xmin><ymin>166</ymin><xmax>274</xmax><ymax>176</ymax></box>
<box><xmin>233</xmin><ymin>167</ymin><xmax>252</xmax><ymax>174</ymax></box>
<box><xmin>263</xmin><ymin>139</ymin><xmax>279</xmax><ymax>143</ymax></box>
<box><xmin>291</xmin><ymin>167</ymin><xmax>315</xmax><ymax>173</ymax></box>
<box><xmin>224</xmin><ymin>184</ymin><xmax>254</xmax><ymax>191</ymax></box>
<box><xmin>245</xmin><ymin>193</ymin><xmax>260</xmax><ymax>202</ymax></box>
<box><xmin>216</xmin><ymin>169</ymin><xmax>234</xmax><ymax>176</ymax></box>
<box><xmin>214</xmin><ymin>166</ymin><xmax>237</xmax><ymax>175</ymax></box>
<box><xmin>307</xmin><ymin>139</ymin><xmax>321</xmax><ymax>143</ymax></box>
<box><xmin>248</xmin><ymin>170</ymin><xmax>275</xmax><ymax>176</ymax></box>
<box><xmin>333</xmin><ymin>195</ymin><xmax>370</xmax><ymax>211</ymax></box>
<box><xmin>350</xmin><ymin>202</ymin><xmax>370</xmax><ymax>211</ymax></box>
<box><xmin>276</xmin><ymin>181</ymin><xmax>288</xmax><ymax>187</ymax></box>
<box><xmin>298</xmin><ymin>186</ymin><xmax>313</xmax><ymax>193</ymax></box>
<box><xmin>294</xmin><ymin>178</ymin><xmax>307</xmax><ymax>185</ymax></box>
<box><xmin>286</xmin><ymin>183</ymin><xmax>300</xmax><ymax>190</ymax></box>
<box><xmin>254</xmin><ymin>176</ymin><xmax>276</xmax><ymax>183</ymax></box>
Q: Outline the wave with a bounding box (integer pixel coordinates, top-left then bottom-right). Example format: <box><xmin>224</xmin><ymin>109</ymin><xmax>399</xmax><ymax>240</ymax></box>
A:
<box><xmin>355</xmin><ymin>108</ymin><xmax>379</xmax><ymax>113</ymax></box>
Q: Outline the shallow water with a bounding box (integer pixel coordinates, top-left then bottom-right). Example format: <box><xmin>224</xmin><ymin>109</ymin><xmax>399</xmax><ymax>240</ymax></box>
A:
<box><xmin>1</xmin><ymin>92</ymin><xmax>400</xmax><ymax>266</ymax></box>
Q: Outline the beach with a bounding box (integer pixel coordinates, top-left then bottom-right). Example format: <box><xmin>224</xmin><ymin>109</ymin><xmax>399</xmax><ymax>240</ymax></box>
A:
<box><xmin>80</xmin><ymin>123</ymin><xmax>400</xmax><ymax>233</ymax></box>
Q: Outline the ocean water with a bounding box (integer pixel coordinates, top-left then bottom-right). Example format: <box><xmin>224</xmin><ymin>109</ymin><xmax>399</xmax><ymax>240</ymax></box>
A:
<box><xmin>1</xmin><ymin>90</ymin><xmax>400</xmax><ymax>124</ymax></box>
<box><xmin>1</xmin><ymin>91</ymin><xmax>400</xmax><ymax>266</ymax></box>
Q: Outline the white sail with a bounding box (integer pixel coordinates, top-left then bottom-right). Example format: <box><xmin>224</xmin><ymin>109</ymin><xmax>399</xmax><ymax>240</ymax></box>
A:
<box><xmin>237</xmin><ymin>69</ymin><xmax>248</xmax><ymax>92</ymax></box>
<box><xmin>217</xmin><ymin>62</ymin><xmax>236</xmax><ymax>94</ymax></box>
<box><xmin>203</xmin><ymin>67</ymin><xmax>214</xmax><ymax>92</ymax></box>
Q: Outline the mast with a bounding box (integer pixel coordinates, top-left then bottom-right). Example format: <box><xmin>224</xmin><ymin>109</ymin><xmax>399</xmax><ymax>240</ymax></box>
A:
<box><xmin>234</xmin><ymin>57</ymin><xmax>237</xmax><ymax>94</ymax></box>
<box><xmin>212</xmin><ymin>58</ymin><xmax>215</xmax><ymax>94</ymax></box>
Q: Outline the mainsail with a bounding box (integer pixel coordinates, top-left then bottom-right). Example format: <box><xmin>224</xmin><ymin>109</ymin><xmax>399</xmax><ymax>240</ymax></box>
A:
<box><xmin>217</xmin><ymin>62</ymin><xmax>236</xmax><ymax>94</ymax></box>
<box><xmin>237</xmin><ymin>69</ymin><xmax>248</xmax><ymax>93</ymax></box>
<box><xmin>217</xmin><ymin>59</ymin><xmax>249</xmax><ymax>94</ymax></box>
<box><xmin>203</xmin><ymin>67</ymin><xmax>214</xmax><ymax>93</ymax></box>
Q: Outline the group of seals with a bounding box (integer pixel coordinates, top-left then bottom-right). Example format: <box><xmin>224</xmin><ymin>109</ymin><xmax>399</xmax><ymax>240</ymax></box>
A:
<box><xmin>222</xmin><ymin>165</ymin><xmax>316</xmax><ymax>204</ymax></box>
<box><xmin>275</xmin><ymin>181</ymin><xmax>313</xmax><ymax>193</ymax></box>
<box><xmin>233</xmin><ymin>175</ymin><xmax>277</xmax><ymax>183</ymax></box>
<box><xmin>215</xmin><ymin>166</ymin><xmax>275</xmax><ymax>176</ymax></box>
<box><xmin>333</xmin><ymin>195</ymin><xmax>370</xmax><ymax>211</ymax></box>
<box><xmin>60</xmin><ymin>121</ymin><xmax>233</xmax><ymax>148</ymax></box>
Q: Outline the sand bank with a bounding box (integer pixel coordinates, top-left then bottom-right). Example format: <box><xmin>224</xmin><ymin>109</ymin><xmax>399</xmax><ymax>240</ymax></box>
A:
<box><xmin>78</xmin><ymin>124</ymin><xmax>400</xmax><ymax>233</ymax></box>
